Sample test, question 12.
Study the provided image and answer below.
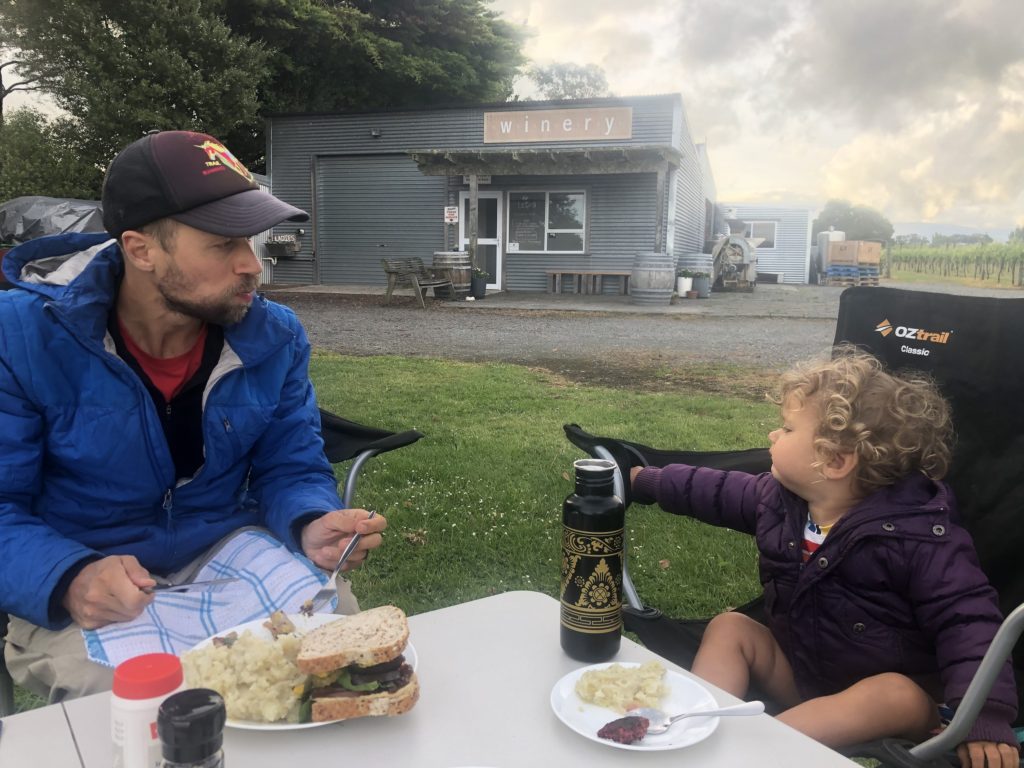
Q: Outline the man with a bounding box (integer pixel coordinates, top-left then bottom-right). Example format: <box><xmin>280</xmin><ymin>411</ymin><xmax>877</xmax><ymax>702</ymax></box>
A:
<box><xmin>0</xmin><ymin>130</ymin><xmax>386</xmax><ymax>700</ymax></box>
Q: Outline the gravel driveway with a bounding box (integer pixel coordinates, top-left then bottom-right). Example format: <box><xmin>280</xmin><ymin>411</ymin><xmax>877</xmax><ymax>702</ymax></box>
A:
<box><xmin>265</xmin><ymin>281</ymin><xmax>1016</xmax><ymax>392</ymax></box>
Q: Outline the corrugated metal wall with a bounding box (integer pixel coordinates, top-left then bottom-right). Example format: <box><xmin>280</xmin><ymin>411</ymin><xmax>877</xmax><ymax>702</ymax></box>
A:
<box><xmin>669</xmin><ymin>101</ymin><xmax>709</xmax><ymax>257</ymax></box>
<box><xmin>314</xmin><ymin>155</ymin><xmax>445</xmax><ymax>283</ymax></box>
<box><xmin>720</xmin><ymin>203</ymin><xmax>812</xmax><ymax>284</ymax></box>
<box><xmin>486</xmin><ymin>173</ymin><xmax>658</xmax><ymax>292</ymax></box>
<box><xmin>266</xmin><ymin>95</ymin><xmax>708</xmax><ymax>288</ymax></box>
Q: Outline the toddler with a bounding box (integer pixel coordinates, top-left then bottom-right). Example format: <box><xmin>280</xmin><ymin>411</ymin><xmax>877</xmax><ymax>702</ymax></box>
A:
<box><xmin>630</xmin><ymin>347</ymin><xmax>1018</xmax><ymax>768</ymax></box>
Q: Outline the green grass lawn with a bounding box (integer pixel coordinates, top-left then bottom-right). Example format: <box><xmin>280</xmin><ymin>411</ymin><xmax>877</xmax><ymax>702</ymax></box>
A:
<box><xmin>13</xmin><ymin>352</ymin><xmax>777</xmax><ymax>713</ymax></box>
<box><xmin>316</xmin><ymin>352</ymin><xmax>772</xmax><ymax>620</ymax></box>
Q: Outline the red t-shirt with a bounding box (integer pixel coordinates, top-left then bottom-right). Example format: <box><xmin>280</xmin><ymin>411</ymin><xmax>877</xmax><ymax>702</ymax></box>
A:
<box><xmin>117</xmin><ymin>318</ymin><xmax>208</xmax><ymax>402</ymax></box>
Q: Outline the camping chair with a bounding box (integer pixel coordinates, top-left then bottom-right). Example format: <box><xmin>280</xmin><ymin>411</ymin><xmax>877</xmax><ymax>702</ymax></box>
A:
<box><xmin>0</xmin><ymin>409</ymin><xmax>422</xmax><ymax>718</ymax></box>
<box><xmin>564</xmin><ymin>286</ymin><xmax>1024</xmax><ymax>768</ymax></box>
<box><xmin>317</xmin><ymin>407</ymin><xmax>424</xmax><ymax>507</ymax></box>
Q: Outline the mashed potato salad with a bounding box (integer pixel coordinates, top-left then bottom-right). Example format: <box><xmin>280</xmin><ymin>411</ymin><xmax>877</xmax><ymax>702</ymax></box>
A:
<box><xmin>182</xmin><ymin>630</ymin><xmax>307</xmax><ymax>723</ymax></box>
<box><xmin>575</xmin><ymin>661</ymin><xmax>668</xmax><ymax>713</ymax></box>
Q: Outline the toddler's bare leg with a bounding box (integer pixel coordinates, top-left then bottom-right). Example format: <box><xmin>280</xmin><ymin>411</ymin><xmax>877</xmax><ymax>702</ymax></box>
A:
<box><xmin>691</xmin><ymin>612</ymin><xmax>802</xmax><ymax>707</ymax></box>
<box><xmin>779</xmin><ymin>672</ymin><xmax>938</xmax><ymax>748</ymax></box>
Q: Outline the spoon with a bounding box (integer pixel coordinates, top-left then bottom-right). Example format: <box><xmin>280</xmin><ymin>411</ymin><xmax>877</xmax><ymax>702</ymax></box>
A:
<box><xmin>630</xmin><ymin>700</ymin><xmax>765</xmax><ymax>735</ymax></box>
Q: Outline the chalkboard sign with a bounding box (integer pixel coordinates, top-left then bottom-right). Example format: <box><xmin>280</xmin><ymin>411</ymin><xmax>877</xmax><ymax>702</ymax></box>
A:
<box><xmin>508</xmin><ymin>192</ymin><xmax>545</xmax><ymax>251</ymax></box>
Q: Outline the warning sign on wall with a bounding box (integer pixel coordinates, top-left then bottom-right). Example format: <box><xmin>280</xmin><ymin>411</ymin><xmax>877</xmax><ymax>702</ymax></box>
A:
<box><xmin>444</xmin><ymin>206</ymin><xmax>459</xmax><ymax>223</ymax></box>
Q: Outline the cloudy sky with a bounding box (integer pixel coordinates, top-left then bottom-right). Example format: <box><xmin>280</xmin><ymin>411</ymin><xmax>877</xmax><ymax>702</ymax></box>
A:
<box><xmin>493</xmin><ymin>0</ymin><xmax>1024</xmax><ymax>236</ymax></box>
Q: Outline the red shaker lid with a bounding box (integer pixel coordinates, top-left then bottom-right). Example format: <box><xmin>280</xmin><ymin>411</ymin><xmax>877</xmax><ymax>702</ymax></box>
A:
<box><xmin>112</xmin><ymin>653</ymin><xmax>184</xmax><ymax>700</ymax></box>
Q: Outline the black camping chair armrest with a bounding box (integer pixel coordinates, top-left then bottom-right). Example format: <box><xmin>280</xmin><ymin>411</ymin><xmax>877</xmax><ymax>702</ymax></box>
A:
<box><xmin>318</xmin><ymin>408</ymin><xmax>425</xmax><ymax>508</ymax></box>
<box><xmin>0</xmin><ymin>611</ymin><xmax>13</xmax><ymax>716</ymax></box>
<box><xmin>318</xmin><ymin>408</ymin><xmax>424</xmax><ymax>463</ymax></box>
<box><xmin>904</xmin><ymin>602</ymin><xmax>1024</xmax><ymax>764</ymax></box>
<box><xmin>563</xmin><ymin>423</ymin><xmax>772</xmax><ymax>509</ymax></box>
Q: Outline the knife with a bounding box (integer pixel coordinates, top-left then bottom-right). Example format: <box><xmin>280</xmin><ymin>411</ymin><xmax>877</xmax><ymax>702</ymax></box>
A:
<box><xmin>144</xmin><ymin>577</ymin><xmax>241</xmax><ymax>594</ymax></box>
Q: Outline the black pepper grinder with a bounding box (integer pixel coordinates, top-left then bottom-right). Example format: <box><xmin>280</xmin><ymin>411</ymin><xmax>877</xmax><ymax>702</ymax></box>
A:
<box><xmin>560</xmin><ymin>458</ymin><xmax>625</xmax><ymax>662</ymax></box>
<box><xmin>157</xmin><ymin>689</ymin><xmax>226</xmax><ymax>768</ymax></box>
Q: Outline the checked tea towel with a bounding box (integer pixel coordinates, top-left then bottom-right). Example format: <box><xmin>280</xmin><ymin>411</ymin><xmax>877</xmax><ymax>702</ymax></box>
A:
<box><xmin>84</xmin><ymin>529</ymin><xmax>337</xmax><ymax>667</ymax></box>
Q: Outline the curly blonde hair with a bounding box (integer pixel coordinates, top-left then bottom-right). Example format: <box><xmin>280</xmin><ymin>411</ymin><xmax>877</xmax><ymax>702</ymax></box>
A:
<box><xmin>770</xmin><ymin>346</ymin><xmax>953</xmax><ymax>495</ymax></box>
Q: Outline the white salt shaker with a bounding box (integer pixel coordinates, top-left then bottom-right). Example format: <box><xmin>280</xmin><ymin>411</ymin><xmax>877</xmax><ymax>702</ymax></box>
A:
<box><xmin>111</xmin><ymin>653</ymin><xmax>186</xmax><ymax>768</ymax></box>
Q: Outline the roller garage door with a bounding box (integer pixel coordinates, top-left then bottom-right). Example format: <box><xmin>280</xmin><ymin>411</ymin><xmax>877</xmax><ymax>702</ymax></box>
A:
<box><xmin>315</xmin><ymin>154</ymin><xmax>445</xmax><ymax>284</ymax></box>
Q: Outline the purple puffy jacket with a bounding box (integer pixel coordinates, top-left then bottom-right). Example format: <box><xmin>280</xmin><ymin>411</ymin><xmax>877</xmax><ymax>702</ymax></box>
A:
<box><xmin>634</xmin><ymin>465</ymin><xmax>1018</xmax><ymax>745</ymax></box>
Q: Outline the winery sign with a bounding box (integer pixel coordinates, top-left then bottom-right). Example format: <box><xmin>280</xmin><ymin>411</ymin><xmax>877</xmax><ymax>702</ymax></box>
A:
<box><xmin>483</xmin><ymin>107</ymin><xmax>633</xmax><ymax>144</ymax></box>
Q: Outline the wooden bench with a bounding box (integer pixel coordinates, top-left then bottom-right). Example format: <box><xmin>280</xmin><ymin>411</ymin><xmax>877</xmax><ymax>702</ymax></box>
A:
<box><xmin>382</xmin><ymin>257</ymin><xmax>455</xmax><ymax>309</ymax></box>
<box><xmin>545</xmin><ymin>269</ymin><xmax>631</xmax><ymax>296</ymax></box>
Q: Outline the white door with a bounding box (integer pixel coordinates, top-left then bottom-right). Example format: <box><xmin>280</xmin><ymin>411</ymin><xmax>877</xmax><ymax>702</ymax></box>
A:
<box><xmin>459</xmin><ymin>191</ymin><xmax>502</xmax><ymax>289</ymax></box>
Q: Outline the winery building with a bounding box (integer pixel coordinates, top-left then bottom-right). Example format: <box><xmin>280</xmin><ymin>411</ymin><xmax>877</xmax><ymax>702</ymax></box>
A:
<box><xmin>263</xmin><ymin>94</ymin><xmax>723</xmax><ymax>292</ymax></box>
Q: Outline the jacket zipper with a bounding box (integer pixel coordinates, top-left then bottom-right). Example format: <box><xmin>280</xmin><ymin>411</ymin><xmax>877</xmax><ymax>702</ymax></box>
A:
<box><xmin>163</xmin><ymin>488</ymin><xmax>173</xmax><ymax>531</ymax></box>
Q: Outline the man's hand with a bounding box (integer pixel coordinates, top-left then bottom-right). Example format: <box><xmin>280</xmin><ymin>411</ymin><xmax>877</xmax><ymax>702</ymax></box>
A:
<box><xmin>61</xmin><ymin>555</ymin><xmax>156</xmax><ymax>629</ymax></box>
<box><xmin>630</xmin><ymin>465</ymin><xmax>643</xmax><ymax>485</ymax></box>
<box><xmin>957</xmin><ymin>740</ymin><xmax>1019</xmax><ymax>768</ymax></box>
<box><xmin>301</xmin><ymin>509</ymin><xmax>387</xmax><ymax>571</ymax></box>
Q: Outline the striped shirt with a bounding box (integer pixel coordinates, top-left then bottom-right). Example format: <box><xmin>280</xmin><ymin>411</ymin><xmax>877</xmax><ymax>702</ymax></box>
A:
<box><xmin>802</xmin><ymin>518</ymin><xmax>834</xmax><ymax>563</ymax></box>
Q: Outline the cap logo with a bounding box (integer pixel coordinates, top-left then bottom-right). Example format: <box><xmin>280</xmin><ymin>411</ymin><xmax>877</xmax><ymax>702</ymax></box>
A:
<box><xmin>195</xmin><ymin>140</ymin><xmax>253</xmax><ymax>183</ymax></box>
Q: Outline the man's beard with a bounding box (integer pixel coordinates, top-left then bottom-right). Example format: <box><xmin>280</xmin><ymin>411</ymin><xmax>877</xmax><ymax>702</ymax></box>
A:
<box><xmin>158</xmin><ymin>261</ymin><xmax>258</xmax><ymax>326</ymax></box>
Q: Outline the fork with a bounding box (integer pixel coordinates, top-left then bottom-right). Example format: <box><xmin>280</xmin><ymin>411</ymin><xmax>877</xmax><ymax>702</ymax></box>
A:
<box><xmin>307</xmin><ymin>510</ymin><xmax>376</xmax><ymax>613</ymax></box>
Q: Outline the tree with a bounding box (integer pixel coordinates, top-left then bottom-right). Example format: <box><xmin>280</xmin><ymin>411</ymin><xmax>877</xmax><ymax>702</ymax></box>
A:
<box><xmin>812</xmin><ymin>199</ymin><xmax>894</xmax><ymax>243</ymax></box>
<box><xmin>526</xmin><ymin>62</ymin><xmax>610</xmax><ymax>100</ymax></box>
<box><xmin>931</xmin><ymin>233</ymin><xmax>993</xmax><ymax>246</ymax></box>
<box><xmin>1008</xmin><ymin>226</ymin><xmax>1024</xmax><ymax>243</ymax></box>
<box><xmin>0</xmin><ymin>0</ymin><xmax>268</xmax><ymax>169</ymax></box>
<box><xmin>893</xmin><ymin>234</ymin><xmax>929</xmax><ymax>247</ymax></box>
<box><xmin>0</xmin><ymin>108</ymin><xmax>105</xmax><ymax>201</ymax></box>
<box><xmin>0</xmin><ymin>0</ymin><xmax>525</xmax><ymax>170</ymax></box>
<box><xmin>0</xmin><ymin>50</ymin><xmax>38</xmax><ymax>124</ymax></box>
<box><xmin>219</xmin><ymin>0</ymin><xmax>525</xmax><ymax>162</ymax></box>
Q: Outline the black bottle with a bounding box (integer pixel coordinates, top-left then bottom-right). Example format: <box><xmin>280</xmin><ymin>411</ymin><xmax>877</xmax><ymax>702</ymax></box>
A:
<box><xmin>560</xmin><ymin>458</ymin><xmax>625</xmax><ymax>662</ymax></box>
<box><xmin>158</xmin><ymin>689</ymin><xmax>226</xmax><ymax>768</ymax></box>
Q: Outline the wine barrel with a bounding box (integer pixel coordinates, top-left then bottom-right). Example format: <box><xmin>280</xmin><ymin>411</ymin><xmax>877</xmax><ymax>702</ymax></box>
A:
<box><xmin>630</xmin><ymin>252</ymin><xmax>675</xmax><ymax>305</ymax></box>
<box><xmin>432</xmin><ymin>251</ymin><xmax>471</xmax><ymax>299</ymax></box>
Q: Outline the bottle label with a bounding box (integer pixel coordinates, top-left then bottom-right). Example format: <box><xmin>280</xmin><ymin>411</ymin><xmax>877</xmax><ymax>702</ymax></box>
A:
<box><xmin>560</xmin><ymin>525</ymin><xmax>623</xmax><ymax>633</ymax></box>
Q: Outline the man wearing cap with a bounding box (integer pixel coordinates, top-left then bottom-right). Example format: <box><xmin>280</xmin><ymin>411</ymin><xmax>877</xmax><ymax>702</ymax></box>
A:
<box><xmin>0</xmin><ymin>131</ymin><xmax>387</xmax><ymax>700</ymax></box>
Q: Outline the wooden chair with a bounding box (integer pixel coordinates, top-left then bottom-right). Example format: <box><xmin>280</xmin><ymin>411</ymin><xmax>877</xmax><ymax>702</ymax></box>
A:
<box><xmin>381</xmin><ymin>257</ymin><xmax>454</xmax><ymax>309</ymax></box>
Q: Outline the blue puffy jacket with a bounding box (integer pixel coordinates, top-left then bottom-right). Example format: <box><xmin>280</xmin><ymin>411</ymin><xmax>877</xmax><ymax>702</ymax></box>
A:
<box><xmin>0</xmin><ymin>233</ymin><xmax>342</xmax><ymax>629</ymax></box>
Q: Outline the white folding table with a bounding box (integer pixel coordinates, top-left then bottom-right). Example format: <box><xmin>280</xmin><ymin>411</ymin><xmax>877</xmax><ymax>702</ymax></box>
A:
<box><xmin>2</xmin><ymin>591</ymin><xmax>858</xmax><ymax>767</ymax></box>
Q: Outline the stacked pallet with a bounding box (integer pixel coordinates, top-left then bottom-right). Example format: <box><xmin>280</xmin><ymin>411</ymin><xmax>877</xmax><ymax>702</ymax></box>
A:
<box><xmin>824</xmin><ymin>241</ymin><xmax>882</xmax><ymax>286</ymax></box>
<box><xmin>825</xmin><ymin>264</ymin><xmax>861</xmax><ymax>287</ymax></box>
<box><xmin>858</xmin><ymin>265</ymin><xmax>880</xmax><ymax>286</ymax></box>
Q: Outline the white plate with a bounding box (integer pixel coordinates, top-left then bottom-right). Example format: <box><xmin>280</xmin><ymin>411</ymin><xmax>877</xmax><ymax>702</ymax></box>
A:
<box><xmin>187</xmin><ymin>612</ymin><xmax>418</xmax><ymax>731</ymax></box>
<box><xmin>550</xmin><ymin>662</ymin><xmax>720</xmax><ymax>751</ymax></box>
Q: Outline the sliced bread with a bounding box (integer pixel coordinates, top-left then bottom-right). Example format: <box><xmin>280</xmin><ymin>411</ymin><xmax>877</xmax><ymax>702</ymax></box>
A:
<box><xmin>297</xmin><ymin>605</ymin><xmax>410</xmax><ymax>676</ymax></box>
<box><xmin>311</xmin><ymin>673</ymin><xmax>420</xmax><ymax>722</ymax></box>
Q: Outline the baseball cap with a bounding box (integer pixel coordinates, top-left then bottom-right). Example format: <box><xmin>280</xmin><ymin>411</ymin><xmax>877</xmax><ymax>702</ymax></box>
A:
<box><xmin>101</xmin><ymin>130</ymin><xmax>308</xmax><ymax>238</ymax></box>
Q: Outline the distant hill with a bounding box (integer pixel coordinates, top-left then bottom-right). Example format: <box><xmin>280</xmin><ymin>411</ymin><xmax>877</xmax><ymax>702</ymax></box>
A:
<box><xmin>894</xmin><ymin>221</ymin><xmax>1012</xmax><ymax>243</ymax></box>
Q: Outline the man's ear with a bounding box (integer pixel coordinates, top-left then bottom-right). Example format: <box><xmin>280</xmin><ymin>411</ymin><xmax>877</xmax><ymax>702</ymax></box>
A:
<box><xmin>822</xmin><ymin>450</ymin><xmax>858</xmax><ymax>481</ymax></box>
<box><xmin>119</xmin><ymin>230</ymin><xmax>157</xmax><ymax>273</ymax></box>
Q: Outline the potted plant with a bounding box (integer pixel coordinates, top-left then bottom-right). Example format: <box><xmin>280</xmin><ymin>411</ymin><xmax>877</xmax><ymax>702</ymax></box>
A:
<box><xmin>676</xmin><ymin>268</ymin><xmax>696</xmax><ymax>296</ymax></box>
<box><xmin>691</xmin><ymin>271</ymin><xmax>712</xmax><ymax>298</ymax></box>
<box><xmin>470</xmin><ymin>267</ymin><xmax>490</xmax><ymax>299</ymax></box>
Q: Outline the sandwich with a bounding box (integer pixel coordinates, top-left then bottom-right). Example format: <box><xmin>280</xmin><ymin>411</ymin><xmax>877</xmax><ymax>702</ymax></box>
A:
<box><xmin>295</xmin><ymin>605</ymin><xmax>419</xmax><ymax>723</ymax></box>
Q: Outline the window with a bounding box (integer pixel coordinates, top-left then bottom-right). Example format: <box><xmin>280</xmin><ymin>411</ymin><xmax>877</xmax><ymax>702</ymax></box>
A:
<box><xmin>745</xmin><ymin>221</ymin><xmax>776</xmax><ymax>249</ymax></box>
<box><xmin>507</xmin><ymin>191</ymin><xmax>586</xmax><ymax>253</ymax></box>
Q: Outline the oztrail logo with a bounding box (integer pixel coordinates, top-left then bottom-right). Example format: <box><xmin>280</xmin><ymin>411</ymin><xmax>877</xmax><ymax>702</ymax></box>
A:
<box><xmin>875</xmin><ymin>318</ymin><xmax>952</xmax><ymax>356</ymax></box>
